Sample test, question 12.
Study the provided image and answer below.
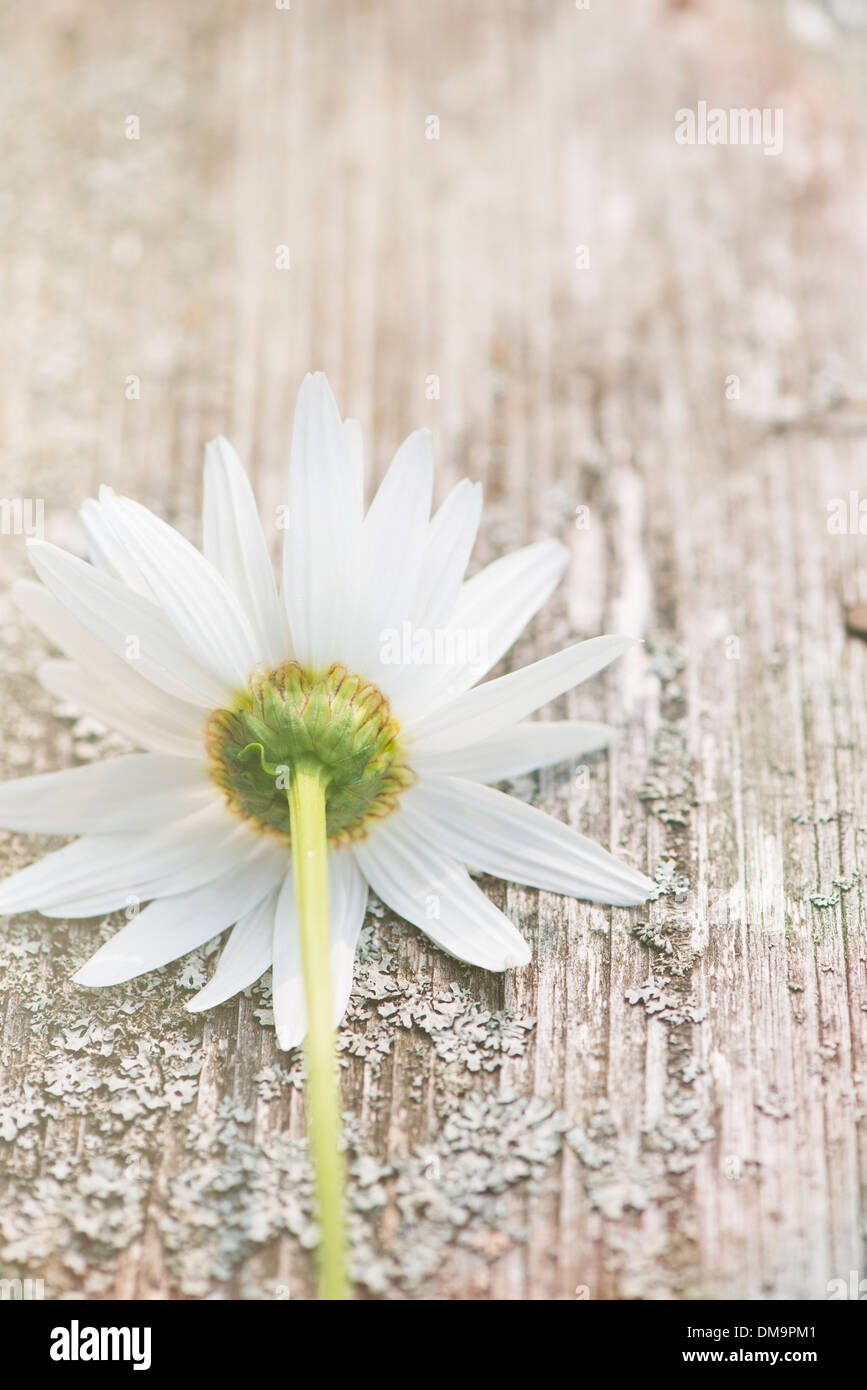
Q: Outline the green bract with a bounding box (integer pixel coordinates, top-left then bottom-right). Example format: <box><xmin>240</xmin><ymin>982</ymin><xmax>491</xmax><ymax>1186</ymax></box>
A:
<box><xmin>205</xmin><ymin>663</ymin><xmax>414</xmax><ymax>845</ymax></box>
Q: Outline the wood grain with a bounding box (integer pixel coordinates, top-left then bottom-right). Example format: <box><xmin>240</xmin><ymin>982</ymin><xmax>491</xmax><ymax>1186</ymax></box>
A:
<box><xmin>1</xmin><ymin>0</ymin><xmax>866</xmax><ymax>1300</ymax></box>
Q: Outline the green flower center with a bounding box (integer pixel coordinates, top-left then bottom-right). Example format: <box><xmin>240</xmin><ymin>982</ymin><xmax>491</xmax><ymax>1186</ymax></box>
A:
<box><xmin>205</xmin><ymin>663</ymin><xmax>415</xmax><ymax>846</ymax></box>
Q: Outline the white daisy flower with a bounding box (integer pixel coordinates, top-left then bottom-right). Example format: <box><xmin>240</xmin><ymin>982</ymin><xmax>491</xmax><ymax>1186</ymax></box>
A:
<box><xmin>0</xmin><ymin>372</ymin><xmax>651</xmax><ymax>1296</ymax></box>
<box><xmin>1</xmin><ymin>371</ymin><xmax>651</xmax><ymax>1034</ymax></box>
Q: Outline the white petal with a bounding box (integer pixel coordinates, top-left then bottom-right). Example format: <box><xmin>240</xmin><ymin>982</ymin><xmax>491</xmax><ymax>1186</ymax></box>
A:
<box><xmin>412</xmin><ymin>478</ymin><xmax>483</xmax><ymax>632</ymax></box>
<box><xmin>271</xmin><ymin>848</ymin><xmax>369</xmax><ymax>1051</ymax></box>
<box><xmin>60</xmin><ymin>820</ymin><xmax>271</xmax><ymax>917</ymax></box>
<box><xmin>38</xmin><ymin>659</ymin><xmax>204</xmax><ymax>759</ymax></box>
<box><xmin>403</xmin><ymin>776</ymin><xmax>653</xmax><ymax>906</ymax></box>
<box><xmin>73</xmin><ymin>853</ymin><xmax>285</xmax><ymax>987</ymax></box>
<box><xmin>407</xmin><ymin>635</ymin><xmax>635</xmax><ymax>756</ymax></box>
<box><xmin>421</xmin><ymin>539</ymin><xmax>569</xmax><ymax>706</ymax></box>
<box><xmin>342</xmin><ymin>418</ymin><xmax>365</xmax><ymax>516</ymax></box>
<box><xmin>271</xmin><ymin>872</ymin><xmax>305</xmax><ymax>1049</ymax></box>
<box><xmin>0</xmin><ymin>801</ymin><xmax>265</xmax><ymax>917</ymax></box>
<box><xmin>352</xmin><ymin>816</ymin><xmax>530</xmax><ymax>970</ymax></box>
<box><xmin>327</xmin><ymin>847</ymin><xmax>369</xmax><ymax>1027</ymax></box>
<box><xmin>185</xmin><ymin>888</ymin><xmax>279</xmax><ymax>1011</ymax></box>
<box><xmin>15</xmin><ymin>580</ymin><xmax>211</xmax><ymax>750</ymax></box>
<box><xmin>25</xmin><ymin>542</ymin><xmax>224</xmax><ymax>705</ymax></box>
<box><xmin>282</xmin><ymin>373</ymin><xmax>361</xmax><ymax>670</ymax></box>
<box><xmin>412</xmin><ymin>720</ymin><xmax>614</xmax><ymax>782</ymax></box>
<box><xmin>0</xmin><ymin>754</ymin><xmax>211</xmax><ymax>834</ymax></box>
<box><xmin>80</xmin><ymin>499</ymin><xmax>152</xmax><ymax>596</ymax></box>
<box><xmin>347</xmin><ymin>428</ymin><xmax>434</xmax><ymax>680</ymax></box>
<box><xmin>98</xmin><ymin>489</ymin><xmax>261</xmax><ymax>688</ymax></box>
<box><xmin>202</xmin><ymin>437</ymin><xmax>289</xmax><ymax>667</ymax></box>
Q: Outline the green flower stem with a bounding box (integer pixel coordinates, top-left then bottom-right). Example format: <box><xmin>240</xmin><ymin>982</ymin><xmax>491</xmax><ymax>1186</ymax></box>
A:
<box><xmin>286</xmin><ymin>761</ymin><xmax>351</xmax><ymax>1301</ymax></box>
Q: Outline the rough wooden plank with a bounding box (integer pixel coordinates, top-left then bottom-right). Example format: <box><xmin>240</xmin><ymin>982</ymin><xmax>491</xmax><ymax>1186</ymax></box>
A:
<box><xmin>1</xmin><ymin>0</ymin><xmax>866</xmax><ymax>1300</ymax></box>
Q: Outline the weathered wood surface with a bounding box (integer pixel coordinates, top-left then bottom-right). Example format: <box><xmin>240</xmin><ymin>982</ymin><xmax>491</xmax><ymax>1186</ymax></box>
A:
<box><xmin>1</xmin><ymin>0</ymin><xmax>867</xmax><ymax>1300</ymax></box>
